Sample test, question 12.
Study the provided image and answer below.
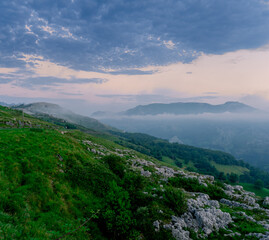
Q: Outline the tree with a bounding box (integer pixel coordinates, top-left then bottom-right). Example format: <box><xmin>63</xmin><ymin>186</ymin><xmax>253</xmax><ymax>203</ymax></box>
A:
<box><xmin>254</xmin><ymin>179</ymin><xmax>264</xmax><ymax>190</ymax></box>
<box><xmin>229</xmin><ymin>173</ymin><xmax>238</xmax><ymax>183</ymax></box>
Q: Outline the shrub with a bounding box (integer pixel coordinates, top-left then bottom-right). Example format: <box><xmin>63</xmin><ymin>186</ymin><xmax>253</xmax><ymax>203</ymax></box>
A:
<box><xmin>169</xmin><ymin>176</ymin><xmax>227</xmax><ymax>200</ymax></box>
<box><xmin>163</xmin><ymin>186</ymin><xmax>187</xmax><ymax>216</ymax></box>
<box><xmin>103</xmin><ymin>155</ymin><xmax>126</xmax><ymax>179</ymax></box>
<box><xmin>101</xmin><ymin>181</ymin><xmax>135</xmax><ymax>239</ymax></box>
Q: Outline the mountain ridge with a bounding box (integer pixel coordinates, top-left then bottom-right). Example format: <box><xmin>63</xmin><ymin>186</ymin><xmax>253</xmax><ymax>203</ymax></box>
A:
<box><xmin>14</xmin><ymin>102</ymin><xmax>118</xmax><ymax>133</ymax></box>
<box><xmin>121</xmin><ymin>101</ymin><xmax>257</xmax><ymax>116</ymax></box>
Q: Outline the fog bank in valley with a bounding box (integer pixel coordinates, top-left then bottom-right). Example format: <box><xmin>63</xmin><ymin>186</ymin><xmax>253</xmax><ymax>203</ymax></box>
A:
<box><xmin>95</xmin><ymin>112</ymin><xmax>269</xmax><ymax>171</ymax></box>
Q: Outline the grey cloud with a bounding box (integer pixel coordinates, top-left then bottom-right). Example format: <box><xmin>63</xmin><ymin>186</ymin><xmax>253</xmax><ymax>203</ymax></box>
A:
<box><xmin>12</xmin><ymin>77</ymin><xmax>108</xmax><ymax>88</ymax></box>
<box><xmin>58</xmin><ymin>92</ymin><xmax>84</xmax><ymax>96</ymax></box>
<box><xmin>108</xmin><ymin>69</ymin><xmax>157</xmax><ymax>75</ymax></box>
<box><xmin>1</xmin><ymin>0</ymin><xmax>269</xmax><ymax>72</ymax></box>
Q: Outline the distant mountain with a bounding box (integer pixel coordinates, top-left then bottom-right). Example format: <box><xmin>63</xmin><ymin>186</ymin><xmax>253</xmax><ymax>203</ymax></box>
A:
<box><xmin>0</xmin><ymin>102</ymin><xmax>15</xmax><ymax>107</ymax></box>
<box><xmin>14</xmin><ymin>102</ymin><xmax>117</xmax><ymax>133</ymax></box>
<box><xmin>91</xmin><ymin>111</ymin><xmax>116</xmax><ymax>118</ymax></box>
<box><xmin>121</xmin><ymin>101</ymin><xmax>257</xmax><ymax>116</ymax></box>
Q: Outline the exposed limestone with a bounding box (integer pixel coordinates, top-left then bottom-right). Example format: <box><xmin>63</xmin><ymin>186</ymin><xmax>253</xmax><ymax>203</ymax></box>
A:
<box><xmin>153</xmin><ymin>220</ymin><xmax>160</xmax><ymax>231</ymax></box>
<box><xmin>246</xmin><ymin>232</ymin><xmax>269</xmax><ymax>239</ymax></box>
<box><xmin>220</xmin><ymin>198</ymin><xmax>254</xmax><ymax>210</ymax></box>
<box><xmin>237</xmin><ymin>211</ymin><xmax>256</xmax><ymax>222</ymax></box>
<box><xmin>140</xmin><ymin>169</ymin><xmax>152</xmax><ymax>177</ymax></box>
<box><xmin>161</xmin><ymin>193</ymin><xmax>232</xmax><ymax>239</ymax></box>
<box><xmin>264</xmin><ymin>197</ymin><xmax>269</xmax><ymax>206</ymax></box>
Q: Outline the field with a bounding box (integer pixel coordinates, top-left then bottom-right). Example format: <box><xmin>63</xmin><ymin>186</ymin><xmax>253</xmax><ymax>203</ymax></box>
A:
<box><xmin>211</xmin><ymin>161</ymin><xmax>249</xmax><ymax>175</ymax></box>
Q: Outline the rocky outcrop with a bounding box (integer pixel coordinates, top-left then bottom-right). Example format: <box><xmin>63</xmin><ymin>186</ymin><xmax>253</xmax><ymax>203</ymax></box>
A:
<box><xmin>223</xmin><ymin>183</ymin><xmax>259</xmax><ymax>207</ymax></box>
<box><xmin>83</xmin><ymin>139</ymin><xmax>269</xmax><ymax>239</ymax></box>
<box><xmin>263</xmin><ymin>197</ymin><xmax>269</xmax><ymax>206</ymax></box>
<box><xmin>162</xmin><ymin>193</ymin><xmax>232</xmax><ymax>239</ymax></box>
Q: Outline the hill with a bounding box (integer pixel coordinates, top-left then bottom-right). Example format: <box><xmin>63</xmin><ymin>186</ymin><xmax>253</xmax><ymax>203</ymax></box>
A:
<box><xmin>14</xmin><ymin>102</ymin><xmax>117</xmax><ymax>133</ymax></box>
<box><xmin>121</xmin><ymin>101</ymin><xmax>257</xmax><ymax>116</ymax></box>
<box><xmin>2</xmin><ymin>105</ymin><xmax>269</xmax><ymax>239</ymax></box>
<box><xmin>11</xmin><ymin>102</ymin><xmax>269</xmax><ymax>189</ymax></box>
<box><xmin>96</xmin><ymin>113</ymin><xmax>269</xmax><ymax>171</ymax></box>
<box><xmin>110</xmin><ymin>131</ymin><xmax>269</xmax><ymax>189</ymax></box>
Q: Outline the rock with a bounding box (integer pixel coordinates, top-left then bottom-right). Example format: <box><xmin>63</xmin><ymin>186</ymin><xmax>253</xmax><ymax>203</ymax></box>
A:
<box><xmin>237</xmin><ymin>211</ymin><xmax>256</xmax><ymax>222</ymax></box>
<box><xmin>220</xmin><ymin>198</ymin><xmax>256</xmax><ymax>210</ymax></box>
<box><xmin>153</xmin><ymin>220</ymin><xmax>160</xmax><ymax>231</ymax></box>
<box><xmin>242</xmin><ymin>195</ymin><xmax>258</xmax><ymax>207</ymax></box>
<box><xmin>233</xmin><ymin>185</ymin><xmax>243</xmax><ymax>192</ymax></box>
<box><xmin>91</xmin><ymin>149</ymin><xmax>97</xmax><ymax>154</ymax></box>
<box><xmin>224</xmin><ymin>232</ymin><xmax>241</xmax><ymax>237</ymax></box>
<box><xmin>171</xmin><ymin>228</ymin><xmax>190</xmax><ymax>240</ymax></box>
<box><xmin>156</xmin><ymin>166</ymin><xmax>176</xmax><ymax>178</ymax></box>
<box><xmin>187</xmin><ymin>193</ymin><xmax>219</xmax><ymax>212</ymax></box>
<box><xmin>141</xmin><ymin>169</ymin><xmax>152</xmax><ymax>177</ymax></box>
<box><xmin>163</xmin><ymin>194</ymin><xmax>232</xmax><ymax>238</ymax></box>
<box><xmin>264</xmin><ymin>197</ymin><xmax>269</xmax><ymax>206</ymax></box>
<box><xmin>194</xmin><ymin>208</ymin><xmax>232</xmax><ymax>235</ymax></box>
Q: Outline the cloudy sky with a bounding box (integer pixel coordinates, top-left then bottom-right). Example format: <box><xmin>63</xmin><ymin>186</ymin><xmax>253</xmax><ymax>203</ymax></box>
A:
<box><xmin>1</xmin><ymin>0</ymin><xmax>269</xmax><ymax>114</ymax></box>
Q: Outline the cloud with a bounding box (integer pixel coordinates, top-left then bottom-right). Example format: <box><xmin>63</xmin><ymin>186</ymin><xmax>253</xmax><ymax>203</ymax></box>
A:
<box><xmin>11</xmin><ymin>77</ymin><xmax>108</xmax><ymax>88</ymax></box>
<box><xmin>1</xmin><ymin>0</ymin><xmax>269</xmax><ymax>72</ymax></box>
<box><xmin>58</xmin><ymin>92</ymin><xmax>83</xmax><ymax>96</ymax></box>
<box><xmin>96</xmin><ymin>94</ymin><xmax>179</xmax><ymax>103</ymax></box>
<box><xmin>107</xmin><ymin>69</ymin><xmax>157</xmax><ymax>75</ymax></box>
<box><xmin>204</xmin><ymin>92</ymin><xmax>219</xmax><ymax>95</ymax></box>
<box><xmin>96</xmin><ymin>93</ymin><xmax>218</xmax><ymax>104</ymax></box>
<box><xmin>0</xmin><ymin>54</ymin><xmax>109</xmax><ymax>88</ymax></box>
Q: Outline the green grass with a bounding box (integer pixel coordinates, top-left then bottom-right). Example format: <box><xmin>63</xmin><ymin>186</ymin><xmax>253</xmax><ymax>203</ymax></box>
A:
<box><xmin>0</xmin><ymin>116</ymin><xmax>179</xmax><ymax>239</ymax></box>
<box><xmin>220</xmin><ymin>204</ymin><xmax>267</xmax><ymax>237</ymax></box>
<box><xmin>0</xmin><ymin>105</ymin><xmax>56</xmax><ymax>129</ymax></box>
<box><xmin>162</xmin><ymin>156</ymin><xmax>197</xmax><ymax>170</ymax></box>
<box><xmin>239</xmin><ymin>183</ymin><xmax>269</xmax><ymax>198</ymax></box>
<box><xmin>211</xmin><ymin>161</ymin><xmax>249</xmax><ymax>175</ymax></box>
<box><xmin>0</xmin><ymin>128</ymin><xmax>110</xmax><ymax>239</ymax></box>
<box><xmin>162</xmin><ymin>156</ymin><xmax>177</xmax><ymax>167</ymax></box>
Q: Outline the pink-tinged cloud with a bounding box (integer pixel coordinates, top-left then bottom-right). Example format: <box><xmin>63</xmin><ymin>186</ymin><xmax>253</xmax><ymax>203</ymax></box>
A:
<box><xmin>1</xmin><ymin>46</ymin><xmax>269</xmax><ymax>112</ymax></box>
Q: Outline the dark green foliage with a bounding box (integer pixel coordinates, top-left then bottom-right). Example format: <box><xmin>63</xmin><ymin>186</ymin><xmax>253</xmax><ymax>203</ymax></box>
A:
<box><xmin>254</xmin><ymin>179</ymin><xmax>264</xmax><ymax>190</ymax></box>
<box><xmin>112</xmin><ymin>131</ymin><xmax>238</xmax><ymax>179</ymax></box>
<box><xmin>65</xmin><ymin>154</ymin><xmax>114</xmax><ymax>196</ymax></box>
<box><xmin>103</xmin><ymin>155</ymin><xmax>126</xmax><ymax>179</ymax></box>
<box><xmin>29</xmin><ymin>128</ymin><xmax>43</xmax><ymax>132</ymax></box>
<box><xmin>229</xmin><ymin>173</ymin><xmax>239</xmax><ymax>183</ymax></box>
<box><xmin>101</xmin><ymin>181</ymin><xmax>136</xmax><ymax>240</ymax></box>
<box><xmin>175</xmin><ymin>159</ymin><xmax>183</xmax><ymax>168</ymax></box>
<box><xmin>163</xmin><ymin>187</ymin><xmax>187</xmax><ymax>215</ymax></box>
<box><xmin>169</xmin><ymin>176</ymin><xmax>227</xmax><ymax>200</ymax></box>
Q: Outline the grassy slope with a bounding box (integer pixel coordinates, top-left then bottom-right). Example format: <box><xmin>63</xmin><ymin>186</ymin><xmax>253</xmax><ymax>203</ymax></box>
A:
<box><xmin>9</xmin><ymin>105</ymin><xmax>257</xmax><ymax>182</ymax></box>
<box><xmin>0</xmin><ymin>106</ymin><xmax>55</xmax><ymax>129</ymax></box>
<box><xmin>238</xmin><ymin>183</ymin><xmax>269</xmax><ymax>198</ymax></box>
<box><xmin>0</xmin><ymin>128</ymin><xmax>109</xmax><ymax>239</ymax></box>
<box><xmin>0</xmin><ymin>106</ymin><xmax>177</xmax><ymax>239</ymax></box>
<box><xmin>211</xmin><ymin>161</ymin><xmax>249</xmax><ymax>175</ymax></box>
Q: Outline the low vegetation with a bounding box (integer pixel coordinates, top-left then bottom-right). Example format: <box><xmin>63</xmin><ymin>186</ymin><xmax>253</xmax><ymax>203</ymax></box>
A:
<box><xmin>1</xmin><ymin>105</ymin><xmax>269</xmax><ymax>239</ymax></box>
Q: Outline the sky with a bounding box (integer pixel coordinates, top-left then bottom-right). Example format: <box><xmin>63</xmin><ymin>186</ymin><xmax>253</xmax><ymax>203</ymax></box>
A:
<box><xmin>1</xmin><ymin>0</ymin><xmax>269</xmax><ymax>114</ymax></box>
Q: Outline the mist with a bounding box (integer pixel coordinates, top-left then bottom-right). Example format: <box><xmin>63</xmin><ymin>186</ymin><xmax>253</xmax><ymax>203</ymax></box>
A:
<box><xmin>95</xmin><ymin>111</ymin><xmax>269</xmax><ymax>171</ymax></box>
